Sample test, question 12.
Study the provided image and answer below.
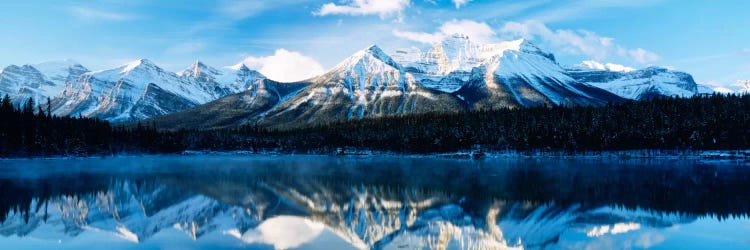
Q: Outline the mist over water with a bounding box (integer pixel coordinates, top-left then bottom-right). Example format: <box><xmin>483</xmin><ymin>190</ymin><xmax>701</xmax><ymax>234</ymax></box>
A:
<box><xmin>1</xmin><ymin>156</ymin><xmax>749</xmax><ymax>249</ymax></box>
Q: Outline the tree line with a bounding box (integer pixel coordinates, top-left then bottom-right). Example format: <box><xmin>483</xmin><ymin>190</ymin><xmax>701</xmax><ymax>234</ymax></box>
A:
<box><xmin>1</xmin><ymin>93</ymin><xmax>750</xmax><ymax>157</ymax></box>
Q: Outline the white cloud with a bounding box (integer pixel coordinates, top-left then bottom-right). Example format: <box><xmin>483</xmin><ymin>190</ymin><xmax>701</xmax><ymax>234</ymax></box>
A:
<box><xmin>577</xmin><ymin>60</ymin><xmax>635</xmax><ymax>72</ymax></box>
<box><xmin>452</xmin><ymin>0</ymin><xmax>472</xmax><ymax>9</ymax></box>
<box><xmin>68</xmin><ymin>6</ymin><xmax>137</xmax><ymax>21</ymax></box>
<box><xmin>314</xmin><ymin>0</ymin><xmax>410</xmax><ymax>18</ymax></box>
<box><xmin>499</xmin><ymin>20</ymin><xmax>660</xmax><ymax>64</ymax></box>
<box><xmin>237</xmin><ymin>49</ymin><xmax>325</xmax><ymax>82</ymax></box>
<box><xmin>393</xmin><ymin>19</ymin><xmax>496</xmax><ymax>44</ymax></box>
<box><xmin>629</xmin><ymin>48</ymin><xmax>660</xmax><ymax>64</ymax></box>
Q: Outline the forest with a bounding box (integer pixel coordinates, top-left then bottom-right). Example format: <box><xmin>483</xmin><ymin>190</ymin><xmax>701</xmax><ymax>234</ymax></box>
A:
<box><xmin>1</xmin><ymin>93</ymin><xmax>749</xmax><ymax>157</ymax></box>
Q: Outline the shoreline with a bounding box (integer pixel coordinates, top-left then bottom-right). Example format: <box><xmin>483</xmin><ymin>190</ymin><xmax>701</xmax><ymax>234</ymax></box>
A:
<box><xmin>2</xmin><ymin>149</ymin><xmax>750</xmax><ymax>160</ymax></box>
<box><xmin>0</xmin><ymin>149</ymin><xmax>750</xmax><ymax>160</ymax></box>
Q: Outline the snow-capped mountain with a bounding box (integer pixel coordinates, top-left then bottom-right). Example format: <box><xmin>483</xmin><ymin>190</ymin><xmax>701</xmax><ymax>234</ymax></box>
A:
<box><xmin>567</xmin><ymin>66</ymin><xmax>699</xmax><ymax>100</ymax></box>
<box><xmin>392</xmin><ymin>34</ymin><xmax>622</xmax><ymax>110</ymax></box>
<box><xmin>454</xmin><ymin>40</ymin><xmax>622</xmax><ymax>109</ymax></box>
<box><xmin>255</xmin><ymin>45</ymin><xmax>464</xmax><ymax>128</ymax></box>
<box><xmin>696</xmin><ymin>80</ymin><xmax>750</xmax><ymax>94</ymax></box>
<box><xmin>177</xmin><ymin>60</ymin><xmax>266</xmax><ymax>95</ymax></box>
<box><xmin>0</xmin><ymin>34</ymin><xmax>709</xmax><ymax>127</ymax></box>
<box><xmin>0</xmin><ymin>60</ymin><xmax>89</xmax><ymax>105</ymax></box>
<box><xmin>152</xmin><ymin>38</ymin><xmax>624</xmax><ymax>130</ymax></box>
<box><xmin>732</xmin><ymin>80</ymin><xmax>750</xmax><ymax>93</ymax></box>
<box><xmin>393</xmin><ymin>34</ymin><xmax>545</xmax><ymax>92</ymax></box>
<box><xmin>51</xmin><ymin>59</ymin><xmax>266</xmax><ymax>122</ymax></box>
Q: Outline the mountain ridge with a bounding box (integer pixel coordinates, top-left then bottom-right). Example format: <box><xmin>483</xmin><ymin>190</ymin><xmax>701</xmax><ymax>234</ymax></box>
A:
<box><xmin>0</xmin><ymin>35</ymin><xmax>710</xmax><ymax>127</ymax></box>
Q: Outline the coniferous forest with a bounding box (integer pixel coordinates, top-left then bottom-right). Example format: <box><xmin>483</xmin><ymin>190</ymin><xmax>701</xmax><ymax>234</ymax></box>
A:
<box><xmin>1</xmin><ymin>93</ymin><xmax>750</xmax><ymax>157</ymax></box>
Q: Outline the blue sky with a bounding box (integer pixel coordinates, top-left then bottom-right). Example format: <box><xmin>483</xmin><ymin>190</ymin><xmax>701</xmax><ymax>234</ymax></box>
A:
<box><xmin>0</xmin><ymin>0</ymin><xmax>748</xmax><ymax>85</ymax></box>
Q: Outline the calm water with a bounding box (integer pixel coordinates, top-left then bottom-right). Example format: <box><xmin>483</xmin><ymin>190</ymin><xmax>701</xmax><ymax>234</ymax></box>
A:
<box><xmin>0</xmin><ymin>156</ymin><xmax>749</xmax><ymax>250</ymax></box>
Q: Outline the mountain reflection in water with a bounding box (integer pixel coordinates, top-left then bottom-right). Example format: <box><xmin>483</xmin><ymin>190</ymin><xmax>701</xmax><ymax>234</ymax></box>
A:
<box><xmin>0</xmin><ymin>156</ymin><xmax>749</xmax><ymax>249</ymax></box>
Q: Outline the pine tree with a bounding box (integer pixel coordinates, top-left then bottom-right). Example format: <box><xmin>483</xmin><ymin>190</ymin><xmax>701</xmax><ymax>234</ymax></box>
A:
<box><xmin>46</xmin><ymin>97</ymin><xmax>52</xmax><ymax>118</ymax></box>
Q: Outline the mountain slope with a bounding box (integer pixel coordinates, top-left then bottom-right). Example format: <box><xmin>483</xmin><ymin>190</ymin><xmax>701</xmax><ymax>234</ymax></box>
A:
<box><xmin>256</xmin><ymin>45</ymin><xmax>465</xmax><ymax>128</ymax></box>
<box><xmin>460</xmin><ymin>41</ymin><xmax>623</xmax><ymax>109</ymax></box>
<box><xmin>142</xmin><ymin>78</ymin><xmax>309</xmax><ymax>130</ymax></box>
<box><xmin>567</xmin><ymin>66</ymin><xmax>699</xmax><ymax>100</ymax></box>
<box><xmin>394</xmin><ymin>34</ymin><xmax>623</xmax><ymax>109</ymax></box>
<box><xmin>147</xmin><ymin>40</ymin><xmax>625</xmax><ymax>130</ymax></box>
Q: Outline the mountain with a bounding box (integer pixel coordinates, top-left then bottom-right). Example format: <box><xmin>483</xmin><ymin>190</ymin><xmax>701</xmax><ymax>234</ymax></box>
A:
<box><xmin>142</xmin><ymin>78</ymin><xmax>309</xmax><ymax>130</ymax></box>
<box><xmin>394</xmin><ymin>34</ymin><xmax>623</xmax><ymax>109</ymax></box>
<box><xmin>0</xmin><ymin>60</ymin><xmax>89</xmax><ymax>105</ymax></box>
<box><xmin>51</xmin><ymin>59</ymin><xmax>266</xmax><ymax>123</ymax></box>
<box><xmin>150</xmin><ymin>38</ymin><xmax>625</xmax><ymax>130</ymax></box>
<box><xmin>146</xmin><ymin>45</ymin><xmax>462</xmax><ymax>129</ymax></box>
<box><xmin>256</xmin><ymin>45</ymin><xmax>465</xmax><ymax>128</ymax></box>
<box><xmin>177</xmin><ymin>60</ymin><xmax>266</xmax><ymax>95</ymax></box>
<box><xmin>0</xmin><ymin>35</ymin><xmax>706</xmax><ymax>127</ymax></box>
<box><xmin>567</xmin><ymin>66</ymin><xmax>699</xmax><ymax>100</ymax></box>
<box><xmin>733</xmin><ymin>80</ymin><xmax>750</xmax><ymax>92</ymax></box>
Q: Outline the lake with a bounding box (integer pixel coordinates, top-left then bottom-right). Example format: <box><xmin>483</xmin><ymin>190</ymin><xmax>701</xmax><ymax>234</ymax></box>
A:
<box><xmin>0</xmin><ymin>156</ymin><xmax>749</xmax><ymax>249</ymax></box>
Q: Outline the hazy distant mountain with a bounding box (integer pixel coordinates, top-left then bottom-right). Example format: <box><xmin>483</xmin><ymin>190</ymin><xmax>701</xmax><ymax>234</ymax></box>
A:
<box><xmin>0</xmin><ymin>60</ymin><xmax>88</xmax><ymax>105</ymax></box>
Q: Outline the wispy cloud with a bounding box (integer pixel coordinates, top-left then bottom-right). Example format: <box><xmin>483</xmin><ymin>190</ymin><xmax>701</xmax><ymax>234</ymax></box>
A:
<box><xmin>452</xmin><ymin>0</ymin><xmax>472</xmax><ymax>9</ymax></box>
<box><xmin>523</xmin><ymin>0</ymin><xmax>664</xmax><ymax>23</ymax></box>
<box><xmin>314</xmin><ymin>0</ymin><xmax>411</xmax><ymax>18</ymax></box>
<box><xmin>218</xmin><ymin>1</ymin><xmax>267</xmax><ymax>19</ymax></box>
<box><xmin>68</xmin><ymin>6</ymin><xmax>138</xmax><ymax>21</ymax></box>
<box><xmin>499</xmin><ymin>20</ymin><xmax>660</xmax><ymax>64</ymax></box>
<box><xmin>217</xmin><ymin>0</ymin><xmax>309</xmax><ymax>20</ymax></box>
<box><xmin>393</xmin><ymin>19</ymin><xmax>496</xmax><ymax>44</ymax></box>
<box><xmin>628</xmin><ymin>48</ymin><xmax>660</xmax><ymax>64</ymax></box>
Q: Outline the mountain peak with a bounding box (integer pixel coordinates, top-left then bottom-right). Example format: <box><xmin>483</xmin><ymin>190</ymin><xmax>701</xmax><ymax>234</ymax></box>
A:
<box><xmin>364</xmin><ymin>44</ymin><xmax>387</xmax><ymax>57</ymax></box>
<box><xmin>179</xmin><ymin>60</ymin><xmax>216</xmax><ymax>78</ymax></box>
<box><xmin>355</xmin><ymin>44</ymin><xmax>402</xmax><ymax>70</ymax></box>
<box><xmin>191</xmin><ymin>59</ymin><xmax>207</xmax><ymax>68</ymax></box>
<box><xmin>121</xmin><ymin>59</ymin><xmax>158</xmax><ymax>73</ymax></box>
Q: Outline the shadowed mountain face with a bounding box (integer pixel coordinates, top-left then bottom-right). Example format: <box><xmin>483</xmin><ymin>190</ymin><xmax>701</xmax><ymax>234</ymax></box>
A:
<box><xmin>142</xmin><ymin>79</ymin><xmax>310</xmax><ymax>130</ymax></box>
<box><xmin>1</xmin><ymin>156</ymin><xmax>749</xmax><ymax>249</ymax></box>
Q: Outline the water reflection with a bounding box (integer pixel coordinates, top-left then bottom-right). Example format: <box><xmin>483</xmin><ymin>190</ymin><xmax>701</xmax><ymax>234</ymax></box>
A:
<box><xmin>0</xmin><ymin>156</ymin><xmax>749</xmax><ymax>249</ymax></box>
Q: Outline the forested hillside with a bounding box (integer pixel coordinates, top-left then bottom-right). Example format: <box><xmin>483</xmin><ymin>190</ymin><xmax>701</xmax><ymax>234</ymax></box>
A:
<box><xmin>2</xmin><ymin>93</ymin><xmax>749</xmax><ymax>157</ymax></box>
